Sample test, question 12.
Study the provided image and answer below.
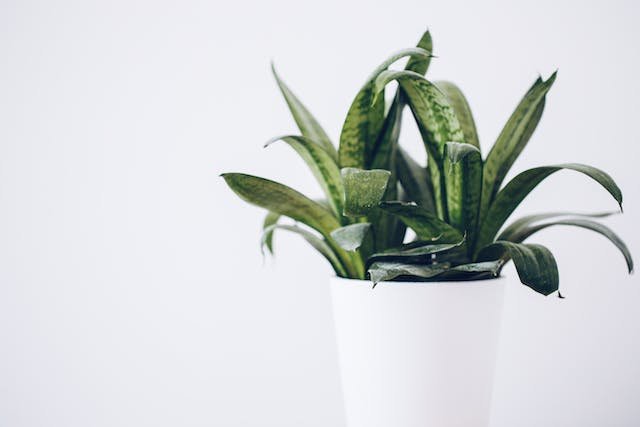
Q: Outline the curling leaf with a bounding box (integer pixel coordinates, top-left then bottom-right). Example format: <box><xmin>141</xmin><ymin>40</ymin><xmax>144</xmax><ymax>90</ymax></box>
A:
<box><xmin>330</xmin><ymin>223</ymin><xmax>371</xmax><ymax>251</ymax></box>
<box><xmin>379</xmin><ymin>201</ymin><xmax>464</xmax><ymax>242</ymax></box>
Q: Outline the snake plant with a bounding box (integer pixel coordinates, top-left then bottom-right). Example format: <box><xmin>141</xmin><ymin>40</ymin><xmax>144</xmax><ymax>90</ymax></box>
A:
<box><xmin>222</xmin><ymin>30</ymin><xmax>633</xmax><ymax>296</ymax></box>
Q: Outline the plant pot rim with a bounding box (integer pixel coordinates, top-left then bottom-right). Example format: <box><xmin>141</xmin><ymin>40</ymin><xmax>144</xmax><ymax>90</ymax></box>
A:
<box><xmin>331</xmin><ymin>275</ymin><xmax>505</xmax><ymax>288</ymax></box>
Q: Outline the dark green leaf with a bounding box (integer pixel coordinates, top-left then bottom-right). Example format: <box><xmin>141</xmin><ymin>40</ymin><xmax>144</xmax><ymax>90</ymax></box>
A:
<box><xmin>504</xmin><ymin>218</ymin><xmax>633</xmax><ymax>273</ymax></box>
<box><xmin>368</xmin><ymin>261</ymin><xmax>451</xmax><ymax>285</ymax></box>
<box><xmin>444</xmin><ymin>142</ymin><xmax>482</xmax><ymax>248</ymax></box>
<box><xmin>476</xmin><ymin>163</ymin><xmax>624</xmax><ymax>251</ymax></box>
<box><xmin>435</xmin><ymin>81</ymin><xmax>480</xmax><ymax>151</ymax></box>
<box><xmin>342</xmin><ymin>168</ymin><xmax>391</xmax><ymax>217</ymax></box>
<box><xmin>265</xmin><ymin>135</ymin><xmax>344</xmax><ymax>218</ymax></box>
<box><xmin>480</xmin><ymin>73</ymin><xmax>556</xmax><ymax>221</ymax></box>
<box><xmin>497</xmin><ymin>211</ymin><xmax>616</xmax><ymax>241</ymax></box>
<box><xmin>272</xmin><ymin>64</ymin><xmax>337</xmax><ymax>160</ymax></box>
<box><xmin>379</xmin><ymin>201</ymin><xmax>464</xmax><ymax>242</ymax></box>
<box><xmin>330</xmin><ymin>223</ymin><xmax>371</xmax><ymax>251</ymax></box>
<box><xmin>365</xmin><ymin>238</ymin><xmax>464</xmax><ymax>269</ymax></box>
<box><xmin>479</xmin><ymin>241</ymin><xmax>559</xmax><ymax>296</ymax></box>
<box><xmin>396</xmin><ymin>148</ymin><xmax>435</xmax><ymax>212</ymax></box>
<box><xmin>262</xmin><ymin>224</ymin><xmax>347</xmax><ymax>277</ymax></box>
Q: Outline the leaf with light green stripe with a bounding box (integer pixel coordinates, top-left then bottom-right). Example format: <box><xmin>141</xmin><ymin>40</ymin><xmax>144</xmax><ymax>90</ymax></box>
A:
<box><xmin>265</xmin><ymin>135</ymin><xmax>344</xmax><ymax>218</ymax></box>
<box><xmin>272</xmin><ymin>64</ymin><xmax>337</xmax><ymax>160</ymax></box>
<box><xmin>342</xmin><ymin>168</ymin><xmax>390</xmax><ymax>217</ymax></box>
<box><xmin>338</xmin><ymin>47</ymin><xmax>432</xmax><ymax>168</ymax></box>
<box><xmin>444</xmin><ymin>142</ymin><xmax>482</xmax><ymax>249</ymax></box>
<box><xmin>262</xmin><ymin>224</ymin><xmax>347</xmax><ymax>277</ymax></box>
<box><xmin>475</xmin><ymin>163</ymin><xmax>623</xmax><ymax>252</ymax></box>
<box><xmin>396</xmin><ymin>148</ymin><xmax>435</xmax><ymax>212</ymax></box>
<box><xmin>405</xmin><ymin>30</ymin><xmax>433</xmax><ymax>75</ymax></box>
<box><xmin>502</xmin><ymin>218</ymin><xmax>633</xmax><ymax>273</ymax></box>
<box><xmin>435</xmin><ymin>81</ymin><xmax>480</xmax><ymax>150</ymax></box>
<box><xmin>479</xmin><ymin>241</ymin><xmax>559</xmax><ymax>296</ymax></box>
<box><xmin>379</xmin><ymin>201</ymin><xmax>464</xmax><ymax>242</ymax></box>
<box><xmin>480</xmin><ymin>73</ymin><xmax>556</xmax><ymax>221</ymax></box>
<box><xmin>221</xmin><ymin>173</ymin><xmax>340</xmax><ymax>236</ymax></box>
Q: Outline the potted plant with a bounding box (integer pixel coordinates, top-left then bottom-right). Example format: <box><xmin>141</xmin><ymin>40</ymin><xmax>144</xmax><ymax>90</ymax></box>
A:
<box><xmin>222</xmin><ymin>30</ymin><xmax>633</xmax><ymax>427</ymax></box>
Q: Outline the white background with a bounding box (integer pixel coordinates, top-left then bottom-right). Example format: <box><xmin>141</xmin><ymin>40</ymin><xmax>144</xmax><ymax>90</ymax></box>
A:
<box><xmin>1</xmin><ymin>0</ymin><xmax>639</xmax><ymax>426</ymax></box>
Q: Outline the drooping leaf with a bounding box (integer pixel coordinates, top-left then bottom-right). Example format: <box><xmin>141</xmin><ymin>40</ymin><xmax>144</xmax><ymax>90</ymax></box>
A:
<box><xmin>379</xmin><ymin>201</ymin><xmax>464</xmax><ymax>242</ymax></box>
<box><xmin>330</xmin><ymin>223</ymin><xmax>371</xmax><ymax>251</ymax></box>
<box><xmin>265</xmin><ymin>135</ymin><xmax>344</xmax><ymax>218</ymax></box>
<box><xmin>338</xmin><ymin>47</ymin><xmax>432</xmax><ymax>169</ymax></box>
<box><xmin>368</xmin><ymin>261</ymin><xmax>451</xmax><ymax>285</ymax></box>
<box><xmin>480</xmin><ymin>73</ymin><xmax>556</xmax><ymax>221</ymax></box>
<box><xmin>365</xmin><ymin>238</ymin><xmax>465</xmax><ymax>269</ymax></box>
<box><xmin>503</xmin><ymin>218</ymin><xmax>633</xmax><ymax>273</ymax></box>
<box><xmin>444</xmin><ymin>142</ymin><xmax>482</xmax><ymax>249</ymax></box>
<box><xmin>396</xmin><ymin>148</ymin><xmax>435</xmax><ymax>212</ymax></box>
<box><xmin>221</xmin><ymin>173</ymin><xmax>340</xmax><ymax>236</ymax></box>
<box><xmin>261</xmin><ymin>224</ymin><xmax>347</xmax><ymax>277</ymax></box>
<box><xmin>435</xmin><ymin>81</ymin><xmax>481</xmax><ymax>150</ymax></box>
<box><xmin>262</xmin><ymin>211</ymin><xmax>281</xmax><ymax>255</ymax></box>
<box><xmin>497</xmin><ymin>211</ymin><xmax>616</xmax><ymax>241</ymax></box>
<box><xmin>475</xmin><ymin>163</ymin><xmax>624</xmax><ymax>252</ymax></box>
<box><xmin>271</xmin><ymin>64</ymin><xmax>337</xmax><ymax>160</ymax></box>
<box><xmin>342</xmin><ymin>168</ymin><xmax>391</xmax><ymax>217</ymax></box>
<box><xmin>478</xmin><ymin>241</ymin><xmax>559</xmax><ymax>296</ymax></box>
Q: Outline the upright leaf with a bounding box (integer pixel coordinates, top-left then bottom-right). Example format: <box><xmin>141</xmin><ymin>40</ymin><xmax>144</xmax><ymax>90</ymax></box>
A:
<box><xmin>272</xmin><ymin>65</ymin><xmax>337</xmax><ymax>160</ymax></box>
<box><xmin>479</xmin><ymin>241</ymin><xmax>559</xmax><ymax>296</ymax></box>
<box><xmin>435</xmin><ymin>81</ymin><xmax>481</xmax><ymax>150</ymax></box>
<box><xmin>444</xmin><ymin>142</ymin><xmax>482</xmax><ymax>249</ymax></box>
<box><xmin>339</xmin><ymin>48</ymin><xmax>432</xmax><ymax>168</ymax></box>
<box><xmin>476</xmin><ymin>163</ymin><xmax>624</xmax><ymax>252</ymax></box>
<box><xmin>405</xmin><ymin>30</ymin><xmax>433</xmax><ymax>75</ymax></box>
<box><xmin>480</xmin><ymin>73</ymin><xmax>557</xmax><ymax>221</ymax></box>
<box><xmin>396</xmin><ymin>148</ymin><xmax>435</xmax><ymax>212</ymax></box>
<box><xmin>379</xmin><ymin>201</ymin><xmax>464</xmax><ymax>242</ymax></box>
<box><xmin>342</xmin><ymin>168</ymin><xmax>391</xmax><ymax>217</ymax></box>
<box><xmin>265</xmin><ymin>135</ymin><xmax>344</xmax><ymax>218</ymax></box>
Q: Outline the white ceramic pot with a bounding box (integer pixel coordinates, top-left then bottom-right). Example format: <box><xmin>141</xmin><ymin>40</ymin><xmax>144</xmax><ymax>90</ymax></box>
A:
<box><xmin>330</xmin><ymin>276</ymin><xmax>506</xmax><ymax>427</ymax></box>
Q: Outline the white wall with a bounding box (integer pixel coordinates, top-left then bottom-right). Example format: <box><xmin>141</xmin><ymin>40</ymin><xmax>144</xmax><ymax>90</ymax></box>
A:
<box><xmin>1</xmin><ymin>0</ymin><xmax>638</xmax><ymax>426</ymax></box>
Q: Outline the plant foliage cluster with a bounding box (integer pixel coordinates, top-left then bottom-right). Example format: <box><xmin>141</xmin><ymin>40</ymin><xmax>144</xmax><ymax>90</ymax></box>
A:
<box><xmin>222</xmin><ymin>31</ymin><xmax>633</xmax><ymax>295</ymax></box>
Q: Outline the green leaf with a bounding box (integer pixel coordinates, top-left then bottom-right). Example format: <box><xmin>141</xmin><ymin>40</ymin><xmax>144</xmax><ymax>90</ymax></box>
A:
<box><xmin>342</xmin><ymin>168</ymin><xmax>391</xmax><ymax>217</ymax></box>
<box><xmin>373</xmin><ymin>70</ymin><xmax>464</xmax><ymax>161</ymax></box>
<box><xmin>396</xmin><ymin>148</ymin><xmax>435</xmax><ymax>212</ymax></box>
<box><xmin>338</xmin><ymin>48</ymin><xmax>432</xmax><ymax>168</ymax></box>
<box><xmin>365</xmin><ymin>238</ymin><xmax>465</xmax><ymax>269</ymax></box>
<box><xmin>480</xmin><ymin>73</ymin><xmax>556</xmax><ymax>221</ymax></box>
<box><xmin>479</xmin><ymin>241</ymin><xmax>559</xmax><ymax>296</ymax></box>
<box><xmin>221</xmin><ymin>173</ymin><xmax>340</xmax><ymax>236</ymax></box>
<box><xmin>368</xmin><ymin>261</ymin><xmax>451</xmax><ymax>285</ymax></box>
<box><xmin>405</xmin><ymin>30</ymin><xmax>433</xmax><ymax>75</ymax></box>
<box><xmin>476</xmin><ymin>163</ymin><xmax>624</xmax><ymax>252</ymax></box>
<box><xmin>379</xmin><ymin>201</ymin><xmax>464</xmax><ymax>242</ymax></box>
<box><xmin>265</xmin><ymin>135</ymin><xmax>344</xmax><ymax>218</ymax></box>
<box><xmin>497</xmin><ymin>211</ymin><xmax>616</xmax><ymax>241</ymax></box>
<box><xmin>271</xmin><ymin>64</ymin><xmax>337</xmax><ymax>160</ymax></box>
<box><xmin>444</xmin><ymin>142</ymin><xmax>482</xmax><ymax>248</ymax></box>
<box><xmin>503</xmin><ymin>218</ymin><xmax>633</xmax><ymax>273</ymax></box>
<box><xmin>435</xmin><ymin>81</ymin><xmax>481</xmax><ymax>151</ymax></box>
<box><xmin>262</xmin><ymin>211</ymin><xmax>281</xmax><ymax>255</ymax></box>
<box><xmin>330</xmin><ymin>223</ymin><xmax>371</xmax><ymax>251</ymax></box>
<box><xmin>262</xmin><ymin>224</ymin><xmax>347</xmax><ymax>277</ymax></box>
